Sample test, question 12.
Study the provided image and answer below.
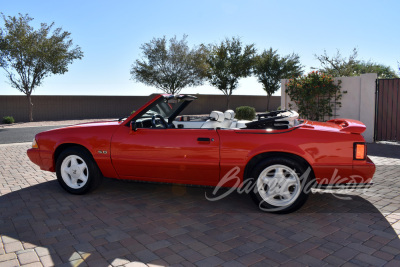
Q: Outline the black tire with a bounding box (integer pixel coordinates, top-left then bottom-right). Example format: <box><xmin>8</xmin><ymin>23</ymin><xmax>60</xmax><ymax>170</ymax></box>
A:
<box><xmin>248</xmin><ymin>156</ymin><xmax>312</xmax><ymax>214</ymax></box>
<box><xmin>56</xmin><ymin>147</ymin><xmax>103</xmax><ymax>194</ymax></box>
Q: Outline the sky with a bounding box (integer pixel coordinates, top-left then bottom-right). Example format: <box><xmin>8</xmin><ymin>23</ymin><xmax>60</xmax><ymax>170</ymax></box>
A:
<box><xmin>1</xmin><ymin>0</ymin><xmax>399</xmax><ymax>96</ymax></box>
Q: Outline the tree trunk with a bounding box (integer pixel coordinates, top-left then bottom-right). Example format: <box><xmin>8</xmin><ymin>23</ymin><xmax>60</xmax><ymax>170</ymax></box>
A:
<box><xmin>27</xmin><ymin>94</ymin><xmax>33</xmax><ymax>122</ymax></box>
<box><xmin>226</xmin><ymin>94</ymin><xmax>231</xmax><ymax>110</ymax></box>
<box><xmin>266</xmin><ymin>93</ymin><xmax>271</xmax><ymax>111</ymax></box>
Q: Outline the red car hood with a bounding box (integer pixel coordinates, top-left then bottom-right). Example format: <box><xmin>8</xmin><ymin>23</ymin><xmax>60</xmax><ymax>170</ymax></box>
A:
<box><xmin>37</xmin><ymin>120</ymin><xmax>121</xmax><ymax>135</ymax></box>
<box><xmin>66</xmin><ymin>120</ymin><xmax>122</xmax><ymax>128</ymax></box>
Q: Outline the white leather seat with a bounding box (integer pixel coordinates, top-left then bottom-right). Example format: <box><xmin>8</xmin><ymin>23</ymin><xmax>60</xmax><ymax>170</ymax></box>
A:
<box><xmin>221</xmin><ymin>110</ymin><xmax>235</xmax><ymax>128</ymax></box>
<box><xmin>201</xmin><ymin>111</ymin><xmax>224</xmax><ymax>128</ymax></box>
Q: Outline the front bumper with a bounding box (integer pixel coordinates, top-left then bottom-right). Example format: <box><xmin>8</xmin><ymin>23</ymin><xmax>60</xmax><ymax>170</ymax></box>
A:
<box><xmin>27</xmin><ymin>148</ymin><xmax>54</xmax><ymax>171</ymax></box>
<box><xmin>27</xmin><ymin>148</ymin><xmax>42</xmax><ymax>167</ymax></box>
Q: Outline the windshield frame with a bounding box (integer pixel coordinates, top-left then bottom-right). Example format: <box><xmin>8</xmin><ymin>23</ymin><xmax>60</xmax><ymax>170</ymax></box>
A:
<box><xmin>125</xmin><ymin>94</ymin><xmax>197</xmax><ymax>126</ymax></box>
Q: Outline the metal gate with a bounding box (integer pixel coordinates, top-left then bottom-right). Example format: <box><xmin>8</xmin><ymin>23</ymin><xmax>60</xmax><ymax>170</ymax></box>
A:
<box><xmin>375</xmin><ymin>79</ymin><xmax>400</xmax><ymax>141</ymax></box>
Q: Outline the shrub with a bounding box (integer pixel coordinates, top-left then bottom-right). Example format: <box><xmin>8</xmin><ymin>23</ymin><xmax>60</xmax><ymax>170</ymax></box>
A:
<box><xmin>2</xmin><ymin>116</ymin><xmax>15</xmax><ymax>124</ymax></box>
<box><xmin>235</xmin><ymin>106</ymin><xmax>256</xmax><ymax>120</ymax></box>
<box><xmin>266</xmin><ymin>106</ymin><xmax>282</xmax><ymax>112</ymax></box>
<box><xmin>285</xmin><ymin>71</ymin><xmax>344</xmax><ymax>121</ymax></box>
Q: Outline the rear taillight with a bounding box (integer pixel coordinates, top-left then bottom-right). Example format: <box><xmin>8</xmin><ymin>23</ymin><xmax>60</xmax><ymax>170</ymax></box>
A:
<box><xmin>354</xmin><ymin>142</ymin><xmax>366</xmax><ymax>160</ymax></box>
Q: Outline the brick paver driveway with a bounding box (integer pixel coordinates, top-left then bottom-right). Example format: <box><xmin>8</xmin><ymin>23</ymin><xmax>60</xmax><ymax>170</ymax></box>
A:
<box><xmin>1</xmin><ymin>143</ymin><xmax>400</xmax><ymax>266</ymax></box>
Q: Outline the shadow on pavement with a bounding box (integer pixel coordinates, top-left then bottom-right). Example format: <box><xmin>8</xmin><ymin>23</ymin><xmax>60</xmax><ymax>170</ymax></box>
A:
<box><xmin>1</xmin><ymin>178</ymin><xmax>400</xmax><ymax>266</ymax></box>
<box><xmin>368</xmin><ymin>143</ymin><xmax>400</xmax><ymax>159</ymax></box>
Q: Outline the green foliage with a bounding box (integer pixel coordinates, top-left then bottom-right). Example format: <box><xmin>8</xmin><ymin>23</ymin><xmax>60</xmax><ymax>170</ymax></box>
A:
<box><xmin>314</xmin><ymin>48</ymin><xmax>358</xmax><ymax>77</ymax></box>
<box><xmin>131</xmin><ymin>35</ymin><xmax>208</xmax><ymax>95</ymax></box>
<box><xmin>206</xmin><ymin>37</ymin><xmax>256</xmax><ymax>108</ymax></box>
<box><xmin>2</xmin><ymin>116</ymin><xmax>14</xmax><ymax>124</ymax></box>
<box><xmin>314</xmin><ymin>48</ymin><xmax>398</xmax><ymax>78</ymax></box>
<box><xmin>354</xmin><ymin>62</ymin><xmax>399</xmax><ymax>79</ymax></box>
<box><xmin>0</xmin><ymin>13</ymin><xmax>83</xmax><ymax>121</ymax></box>
<box><xmin>131</xmin><ymin>110</ymin><xmax>136</xmax><ymax>115</ymax></box>
<box><xmin>253</xmin><ymin>48</ymin><xmax>303</xmax><ymax>110</ymax></box>
<box><xmin>235</xmin><ymin>106</ymin><xmax>256</xmax><ymax>120</ymax></box>
<box><xmin>286</xmin><ymin>71</ymin><xmax>344</xmax><ymax>121</ymax></box>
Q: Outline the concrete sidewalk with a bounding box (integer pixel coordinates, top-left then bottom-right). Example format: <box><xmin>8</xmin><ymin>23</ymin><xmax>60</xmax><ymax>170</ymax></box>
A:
<box><xmin>0</xmin><ymin>143</ymin><xmax>399</xmax><ymax>266</ymax></box>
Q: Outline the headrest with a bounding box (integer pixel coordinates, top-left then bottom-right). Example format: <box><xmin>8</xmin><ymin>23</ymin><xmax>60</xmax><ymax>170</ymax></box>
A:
<box><xmin>224</xmin><ymin>110</ymin><xmax>235</xmax><ymax>120</ymax></box>
<box><xmin>210</xmin><ymin>111</ymin><xmax>224</xmax><ymax>122</ymax></box>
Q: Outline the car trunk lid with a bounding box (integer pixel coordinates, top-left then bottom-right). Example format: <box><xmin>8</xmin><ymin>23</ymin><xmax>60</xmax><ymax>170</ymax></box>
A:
<box><xmin>302</xmin><ymin>118</ymin><xmax>366</xmax><ymax>134</ymax></box>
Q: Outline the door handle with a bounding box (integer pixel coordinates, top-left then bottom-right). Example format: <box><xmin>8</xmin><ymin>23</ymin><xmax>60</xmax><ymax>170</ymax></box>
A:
<box><xmin>197</xmin><ymin>137</ymin><xmax>210</xmax><ymax>142</ymax></box>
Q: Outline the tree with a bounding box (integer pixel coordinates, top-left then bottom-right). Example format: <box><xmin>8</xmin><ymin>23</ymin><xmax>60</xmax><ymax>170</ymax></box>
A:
<box><xmin>314</xmin><ymin>48</ymin><xmax>398</xmax><ymax>79</ymax></box>
<box><xmin>0</xmin><ymin>13</ymin><xmax>83</xmax><ymax>121</ymax></box>
<box><xmin>286</xmin><ymin>71</ymin><xmax>343</xmax><ymax>121</ymax></box>
<box><xmin>206</xmin><ymin>37</ymin><xmax>256</xmax><ymax>109</ymax></box>
<box><xmin>131</xmin><ymin>35</ymin><xmax>208</xmax><ymax>95</ymax></box>
<box><xmin>353</xmin><ymin>61</ymin><xmax>398</xmax><ymax>79</ymax></box>
<box><xmin>253</xmin><ymin>48</ymin><xmax>303</xmax><ymax>110</ymax></box>
<box><xmin>314</xmin><ymin>48</ymin><xmax>359</xmax><ymax>77</ymax></box>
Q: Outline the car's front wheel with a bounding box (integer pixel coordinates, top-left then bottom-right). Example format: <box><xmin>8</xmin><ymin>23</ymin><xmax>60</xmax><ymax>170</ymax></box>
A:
<box><xmin>249</xmin><ymin>157</ymin><xmax>312</xmax><ymax>213</ymax></box>
<box><xmin>56</xmin><ymin>147</ymin><xmax>103</xmax><ymax>194</ymax></box>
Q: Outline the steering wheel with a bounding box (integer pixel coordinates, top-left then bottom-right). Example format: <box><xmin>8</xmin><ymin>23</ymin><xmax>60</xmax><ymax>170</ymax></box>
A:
<box><xmin>151</xmin><ymin>115</ymin><xmax>169</xmax><ymax>128</ymax></box>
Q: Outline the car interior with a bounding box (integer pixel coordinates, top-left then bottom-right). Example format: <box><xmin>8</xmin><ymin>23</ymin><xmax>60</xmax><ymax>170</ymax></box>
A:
<box><xmin>130</xmin><ymin>95</ymin><xmax>300</xmax><ymax>131</ymax></box>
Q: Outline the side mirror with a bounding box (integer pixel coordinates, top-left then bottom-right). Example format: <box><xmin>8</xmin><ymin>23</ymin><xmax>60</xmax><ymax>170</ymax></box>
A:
<box><xmin>130</xmin><ymin>120</ymin><xmax>137</xmax><ymax>132</ymax></box>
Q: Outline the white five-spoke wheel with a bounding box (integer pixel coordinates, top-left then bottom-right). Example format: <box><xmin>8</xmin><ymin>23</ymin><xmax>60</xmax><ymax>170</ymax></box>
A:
<box><xmin>56</xmin><ymin>147</ymin><xmax>103</xmax><ymax>194</ymax></box>
<box><xmin>256</xmin><ymin>164</ymin><xmax>301</xmax><ymax>207</ymax></box>
<box><xmin>60</xmin><ymin>155</ymin><xmax>89</xmax><ymax>189</ymax></box>
<box><xmin>249</xmin><ymin>156</ymin><xmax>312</xmax><ymax>213</ymax></box>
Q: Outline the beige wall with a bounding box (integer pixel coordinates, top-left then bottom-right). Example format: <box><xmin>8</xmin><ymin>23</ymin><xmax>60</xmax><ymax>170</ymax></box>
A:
<box><xmin>281</xmin><ymin>73</ymin><xmax>377</xmax><ymax>142</ymax></box>
<box><xmin>0</xmin><ymin>94</ymin><xmax>280</xmax><ymax>123</ymax></box>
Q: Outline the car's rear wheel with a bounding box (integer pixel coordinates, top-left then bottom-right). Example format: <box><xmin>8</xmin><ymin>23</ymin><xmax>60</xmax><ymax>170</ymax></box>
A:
<box><xmin>248</xmin><ymin>156</ymin><xmax>312</xmax><ymax>213</ymax></box>
<box><xmin>56</xmin><ymin>147</ymin><xmax>103</xmax><ymax>194</ymax></box>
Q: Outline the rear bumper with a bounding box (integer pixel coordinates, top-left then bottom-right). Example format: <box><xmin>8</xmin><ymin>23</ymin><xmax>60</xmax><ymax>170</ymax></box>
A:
<box><xmin>314</xmin><ymin>156</ymin><xmax>376</xmax><ymax>185</ymax></box>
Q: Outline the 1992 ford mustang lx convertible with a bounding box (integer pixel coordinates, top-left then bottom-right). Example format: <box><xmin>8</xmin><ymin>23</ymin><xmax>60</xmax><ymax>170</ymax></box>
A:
<box><xmin>27</xmin><ymin>94</ymin><xmax>375</xmax><ymax>213</ymax></box>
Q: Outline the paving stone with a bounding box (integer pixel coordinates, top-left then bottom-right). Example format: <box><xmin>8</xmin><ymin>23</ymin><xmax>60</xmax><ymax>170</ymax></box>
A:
<box><xmin>20</xmin><ymin>262</ymin><xmax>43</xmax><ymax>267</ymax></box>
<box><xmin>125</xmin><ymin>261</ymin><xmax>147</xmax><ymax>267</ymax></box>
<box><xmin>163</xmin><ymin>254</ymin><xmax>185</xmax><ymax>265</ymax></box>
<box><xmin>0</xmin><ymin>142</ymin><xmax>400</xmax><ymax>267</ymax></box>
<box><xmin>332</xmin><ymin>246</ymin><xmax>360</xmax><ymax>261</ymax></box>
<box><xmin>296</xmin><ymin>254</ymin><xmax>326</xmax><ymax>266</ymax></box>
<box><xmin>0</xmin><ymin>259</ymin><xmax>20</xmax><ymax>267</ymax></box>
<box><xmin>0</xmin><ymin>253</ymin><xmax>17</xmax><ymax>262</ymax></box>
<box><xmin>195</xmin><ymin>255</ymin><xmax>225</xmax><ymax>267</ymax></box>
<box><xmin>17</xmin><ymin>250</ymin><xmax>40</xmax><ymax>265</ymax></box>
<box><xmin>134</xmin><ymin>250</ymin><xmax>159</xmax><ymax>263</ymax></box>
<box><xmin>4</xmin><ymin>241</ymin><xmax>23</xmax><ymax>253</ymax></box>
<box><xmin>178</xmin><ymin>248</ymin><xmax>205</xmax><ymax>262</ymax></box>
<box><xmin>221</xmin><ymin>260</ymin><xmax>246</xmax><ymax>267</ymax></box>
<box><xmin>354</xmin><ymin>252</ymin><xmax>387</xmax><ymax>266</ymax></box>
<box><xmin>145</xmin><ymin>240</ymin><xmax>171</xmax><ymax>251</ymax></box>
<box><xmin>385</xmin><ymin>259</ymin><xmax>400</xmax><ymax>267</ymax></box>
<box><xmin>109</xmin><ymin>257</ymin><xmax>130</xmax><ymax>266</ymax></box>
<box><xmin>236</xmin><ymin>252</ymin><xmax>265</xmax><ymax>265</ymax></box>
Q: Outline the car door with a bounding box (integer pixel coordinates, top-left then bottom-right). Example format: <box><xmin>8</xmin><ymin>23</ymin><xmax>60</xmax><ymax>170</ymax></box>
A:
<box><xmin>110</xmin><ymin>125</ymin><xmax>220</xmax><ymax>186</ymax></box>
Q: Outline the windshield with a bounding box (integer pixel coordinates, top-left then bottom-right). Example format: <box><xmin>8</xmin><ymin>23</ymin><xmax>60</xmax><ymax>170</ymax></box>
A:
<box><xmin>141</xmin><ymin>98</ymin><xmax>182</xmax><ymax>119</ymax></box>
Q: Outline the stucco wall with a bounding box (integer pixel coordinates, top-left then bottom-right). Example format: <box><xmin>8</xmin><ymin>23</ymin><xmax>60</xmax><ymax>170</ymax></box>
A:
<box><xmin>281</xmin><ymin>73</ymin><xmax>377</xmax><ymax>142</ymax></box>
<box><xmin>0</xmin><ymin>94</ymin><xmax>280</xmax><ymax>123</ymax></box>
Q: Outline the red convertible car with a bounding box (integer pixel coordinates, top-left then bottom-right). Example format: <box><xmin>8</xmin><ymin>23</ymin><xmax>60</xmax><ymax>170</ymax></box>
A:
<box><xmin>27</xmin><ymin>94</ymin><xmax>375</xmax><ymax>213</ymax></box>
